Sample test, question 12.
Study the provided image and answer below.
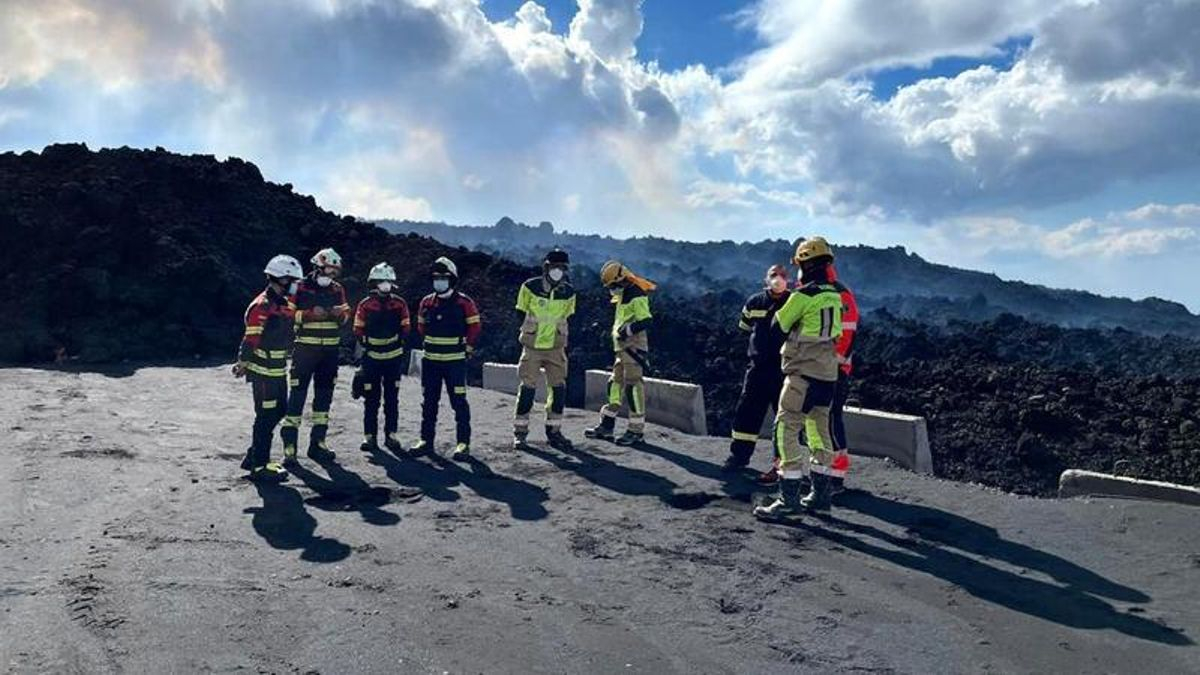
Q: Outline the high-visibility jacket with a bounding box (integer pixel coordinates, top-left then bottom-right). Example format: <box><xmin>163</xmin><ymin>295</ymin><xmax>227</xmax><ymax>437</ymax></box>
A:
<box><xmin>353</xmin><ymin>292</ymin><xmax>411</xmax><ymax>361</ymax></box>
<box><xmin>739</xmin><ymin>288</ymin><xmax>790</xmax><ymax>365</ymax></box>
<box><xmin>515</xmin><ymin>276</ymin><xmax>576</xmax><ymax>350</ymax></box>
<box><xmin>416</xmin><ymin>291</ymin><xmax>481</xmax><ymax>362</ymax></box>
<box><xmin>293</xmin><ymin>276</ymin><xmax>350</xmax><ymax>348</ymax></box>
<box><xmin>774</xmin><ymin>281</ymin><xmax>842</xmax><ymax>380</ymax></box>
<box><xmin>239</xmin><ymin>287</ymin><xmax>295</xmax><ymax>379</ymax></box>
<box><xmin>828</xmin><ymin>265</ymin><xmax>860</xmax><ymax>376</ymax></box>
<box><xmin>611</xmin><ymin>284</ymin><xmax>652</xmax><ymax>352</ymax></box>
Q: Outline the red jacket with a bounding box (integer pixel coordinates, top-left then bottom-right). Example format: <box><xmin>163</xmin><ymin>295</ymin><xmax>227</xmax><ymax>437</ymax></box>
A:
<box><xmin>416</xmin><ymin>291</ymin><xmax>481</xmax><ymax>361</ymax></box>
<box><xmin>238</xmin><ymin>287</ymin><xmax>295</xmax><ymax>378</ymax></box>
<box><xmin>828</xmin><ymin>264</ymin><xmax>859</xmax><ymax>376</ymax></box>
<box><xmin>354</xmin><ymin>292</ymin><xmax>411</xmax><ymax>359</ymax></box>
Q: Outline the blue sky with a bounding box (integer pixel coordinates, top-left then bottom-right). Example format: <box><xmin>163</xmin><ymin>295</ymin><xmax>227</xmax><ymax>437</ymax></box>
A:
<box><xmin>2</xmin><ymin>0</ymin><xmax>1198</xmax><ymax>309</ymax></box>
<box><xmin>483</xmin><ymin>0</ymin><xmax>760</xmax><ymax>71</ymax></box>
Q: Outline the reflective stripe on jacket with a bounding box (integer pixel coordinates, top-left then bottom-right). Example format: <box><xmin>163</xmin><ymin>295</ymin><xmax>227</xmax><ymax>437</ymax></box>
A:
<box><xmin>516</xmin><ymin>277</ymin><xmax>576</xmax><ymax>350</ymax></box>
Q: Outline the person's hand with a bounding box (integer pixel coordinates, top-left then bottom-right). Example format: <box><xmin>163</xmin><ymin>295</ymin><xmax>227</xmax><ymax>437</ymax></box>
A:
<box><xmin>232</xmin><ymin>362</ymin><xmax>247</xmax><ymax>378</ymax></box>
<box><xmin>466</xmin><ymin>344</ymin><xmax>475</xmax><ymax>358</ymax></box>
<box><xmin>309</xmin><ymin>306</ymin><xmax>328</xmax><ymax>319</ymax></box>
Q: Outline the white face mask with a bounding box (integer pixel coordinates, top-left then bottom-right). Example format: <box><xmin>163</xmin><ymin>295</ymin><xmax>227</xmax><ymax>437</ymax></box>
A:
<box><xmin>548</xmin><ymin>268</ymin><xmax>565</xmax><ymax>282</ymax></box>
<box><xmin>433</xmin><ymin>279</ymin><xmax>451</xmax><ymax>294</ymax></box>
<box><xmin>316</xmin><ymin>275</ymin><xmax>332</xmax><ymax>288</ymax></box>
<box><xmin>769</xmin><ymin>276</ymin><xmax>787</xmax><ymax>293</ymax></box>
<box><xmin>377</xmin><ymin>281</ymin><xmax>393</xmax><ymax>294</ymax></box>
<box><xmin>287</xmin><ymin>281</ymin><xmax>298</xmax><ymax>295</ymax></box>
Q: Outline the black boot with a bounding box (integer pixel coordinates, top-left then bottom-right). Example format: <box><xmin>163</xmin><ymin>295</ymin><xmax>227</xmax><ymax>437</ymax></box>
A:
<box><xmin>307</xmin><ymin>439</ymin><xmax>336</xmax><ymax>463</ymax></box>
<box><xmin>800</xmin><ymin>473</ymin><xmax>833</xmax><ymax>512</ymax></box>
<box><xmin>546</xmin><ymin>427</ymin><xmax>573</xmax><ymax>451</ymax></box>
<box><xmin>754</xmin><ymin>478</ymin><xmax>803</xmax><ymax>521</ymax></box>
<box><xmin>722</xmin><ymin>453</ymin><xmax>750</xmax><ymax>472</ymax></box>
<box><xmin>512</xmin><ymin>431</ymin><xmax>531</xmax><ymax>450</ymax></box>
<box><xmin>584</xmin><ymin>417</ymin><xmax>615</xmax><ymax>441</ymax></box>
<box><xmin>360</xmin><ymin>434</ymin><xmax>380</xmax><ymax>453</ymax></box>
<box><xmin>384</xmin><ymin>433</ymin><xmax>403</xmax><ymax>453</ymax></box>
<box><xmin>614</xmin><ymin>429</ymin><xmax>645</xmax><ymax>447</ymax></box>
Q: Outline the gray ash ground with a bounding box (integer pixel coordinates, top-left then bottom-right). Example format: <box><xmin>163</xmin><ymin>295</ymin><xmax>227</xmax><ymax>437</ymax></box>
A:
<box><xmin>1</xmin><ymin>366</ymin><xmax>1197</xmax><ymax>673</ymax></box>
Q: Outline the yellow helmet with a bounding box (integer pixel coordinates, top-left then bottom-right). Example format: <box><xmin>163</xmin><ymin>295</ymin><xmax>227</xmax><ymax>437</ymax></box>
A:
<box><xmin>792</xmin><ymin>237</ymin><xmax>834</xmax><ymax>264</ymax></box>
<box><xmin>600</xmin><ymin>260</ymin><xmax>627</xmax><ymax>287</ymax></box>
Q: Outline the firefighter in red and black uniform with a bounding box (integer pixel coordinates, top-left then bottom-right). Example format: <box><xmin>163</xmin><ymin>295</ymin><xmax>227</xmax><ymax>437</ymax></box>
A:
<box><xmin>280</xmin><ymin>248</ymin><xmax>350</xmax><ymax>465</ymax></box>
<box><xmin>412</xmin><ymin>256</ymin><xmax>481</xmax><ymax>459</ymax></box>
<box><xmin>828</xmin><ymin>263</ymin><xmax>860</xmax><ymax>494</ymax></box>
<box><xmin>233</xmin><ymin>254</ymin><xmax>303</xmax><ymax>482</ymax></box>
<box><xmin>353</xmin><ymin>262</ymin><xmax>411</xmax><ymax>454</ymax></box>
<box><xmin>723</xmin><ymin>264</ymin><xmax>791</xmax><ymax>474</ymax></box>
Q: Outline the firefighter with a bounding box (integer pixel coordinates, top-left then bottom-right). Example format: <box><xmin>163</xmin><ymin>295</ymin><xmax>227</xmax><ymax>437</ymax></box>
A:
<box><xmin>723</xmin><ymin>264</ymin><xmax>791</xmax><ymax>474</ymax></box>
<box><xmin>233</xmin><ymin>254</ymin><xmax>303</xmax><ymax>482</ymax></box>
<box><xmin>280</xmin><ymin>248</ymin><xmax>350</xmax><ymax>466</ymax></box>
<box><xmin>828</xmin><ymin>263</ymin><xmax>860</xmax><ymax>495</ymax></box>
<box><xmin>412</xmin><ymin>257</ymin><xmax>481</xmax><ymax>460</ymax></box>
<box><xmin>754</xmin><ymin>237</ymin><xmax>843</xmax><ymax>521</ymax></box>
<box><xmin>353</xmin><ymin>262</ymin><xmax>410</xmax><ymax>454</ymax></box>
<box><xmin>585</xmin><ymin>261</ymin><xmax>655</xmax><ymax>447</ymax></box>
<box><xmin>513</xmin><ymin>248</ymin><xmax>577</xmax><ymax>451</ymax></box>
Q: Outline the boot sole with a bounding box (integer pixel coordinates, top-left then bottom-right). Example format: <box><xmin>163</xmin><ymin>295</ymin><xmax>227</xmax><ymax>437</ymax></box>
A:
<box><xmin>753</xmin><ymin>510</ymin><xmax>800</xmax><ymax>523</ymax></box>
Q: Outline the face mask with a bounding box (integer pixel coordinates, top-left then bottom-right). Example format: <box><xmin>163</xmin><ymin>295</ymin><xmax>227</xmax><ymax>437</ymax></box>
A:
<box><xmin>548</xmin><ymin>268</ymin><xmax>565</xmax><ymax>282</ymax></box>
<box><xmin>377</xmin><ymin>282</ymin><xmax>393</xmax><ymax>294</ymax></box>
<box><xmin>287</xmin><ymin>281</ymin><xmax>299</xmax><ymax>296</ymax></box>
<box><xmin>769</xmin><ymin>276</ymin><xmax>787</xmax><ymax>293</ymax></box>
<box><xmin>316</xmin><ymin>275</ymin><xmax>332</xmax><ymax>288</ymax></box>
<box><xmin>796</xmin><ymin>268</ymin><xmax>805</xmax><ymax>284</ymax></box>
<box><xmin>433</xmin><ymin>279</ymin><xmax>451</xmax><ymax>294</ymax></box>
<box><xmin>609</xmin><ymin>286</ymin><xmax>623</xmax><ymax>297</ymax></box>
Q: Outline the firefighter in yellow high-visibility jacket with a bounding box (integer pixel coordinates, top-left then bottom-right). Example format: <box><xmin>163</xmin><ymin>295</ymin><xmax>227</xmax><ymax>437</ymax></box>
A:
<box><xmin>585</xmin><ymin>261</ymin><xmax>655</xmax><ymax>447</ymax></box>
<box><xmin>754</xmin><ymin>237</ymin><xmax>843</xmax><ymax>521</ymax></box>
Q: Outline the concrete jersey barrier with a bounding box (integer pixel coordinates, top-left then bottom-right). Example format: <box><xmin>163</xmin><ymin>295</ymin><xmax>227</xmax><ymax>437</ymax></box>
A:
<box><xmin>481</xmin><ymin>362</ymin><xmax>547</xmax><ymax>402</ymax></box>
<box><xmin>480</xmin><ymin>362</ymin><xmax>931</xmax><ymax>470</ymax></box>
<box><xmin>1059</xmin><ymin>470</ymin><xmax>1200</xmax><ymax>507</ymax></box>
<box><xmin>758</xmin><ymin>406</ymin><xmax>933</xmax><ymax>474</ymax></box>
<box><xmin>583</xmin><ymin>369</ymin><xmax>708</xmax><ymax>436</ymax></box>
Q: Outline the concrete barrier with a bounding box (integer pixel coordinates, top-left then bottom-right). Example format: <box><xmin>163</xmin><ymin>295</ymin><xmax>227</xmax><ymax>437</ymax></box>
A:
<box><xmin>584</xmin><ymin>370</ymin><xmax>707</xmax><ymax>436</ymax></box>
<box><xmin>757</xmin><ymin>406</ymin><xmax>933</xmax><ymax>474</ymax></box>
<box><xmin>481</xmin><ymin>362</ymin><xmax>546</xmax><ymax>402</ymax></box>
<box><xmin>1059</xmin><ymin>470</ymin><xmax>1200</xmax><ymax>506</ymax></box>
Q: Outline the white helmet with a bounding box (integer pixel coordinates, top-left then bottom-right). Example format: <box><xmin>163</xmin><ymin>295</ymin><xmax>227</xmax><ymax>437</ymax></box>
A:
<box><xmin>368</xmin><ymin>262</ymin><xmax>396</xmax><ymax>282</ymax></box>
<box><xmin>311</xmin><ymin>248</ymin><xmax>343</xmax><ymax>269</ymax></box>
<box><xmin>432</xmin><ymin>256</ymin><xmax>458</xmax><ymax>279</ymax></box>
<box><xmin>264</xmin><ymin>254</ymin><xmax>303</xmax><ymax>280</ymax></box>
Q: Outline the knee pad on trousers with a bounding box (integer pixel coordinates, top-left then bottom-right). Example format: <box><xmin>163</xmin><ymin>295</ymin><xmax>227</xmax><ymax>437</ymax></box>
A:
<box><xmin>516</xmin><ymin>385</ymin><xmax>536</xmax><ymax>416</ymax></box>
<box><xmin>548</xmin><ymin>384</ymin><xmax>566</xmax><ymax>415</ymax></box>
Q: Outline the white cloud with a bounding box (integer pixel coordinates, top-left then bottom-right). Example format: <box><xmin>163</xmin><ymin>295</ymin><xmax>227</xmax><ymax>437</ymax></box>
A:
<box><xmin>737</xmin><ymin>0</ymin><xmax>1061</xmax><ymax>87</ymax></box>
<box><xmin>326</xmin><ymin>175</ymin><xmax>434</xmax><ymax>221</ymax></box>
<box><xmin>946</xmin><ymin>203</ymin><xmax>1200</xmax><ymax>259</ymax></box>
<box><xmin>678</xmin><ymin>0</ymin><xmax>1200</xmax><ymax>224</ymax></box>
<box><xmin>462</xmin><ymin>173</ymin><xmax>487</xmax><ymax>190</ymax></box>
<box><xmin>1</xmin><ymin>0</ymin><xmax>1199</xmax><ymax>304</ymax></box>
<box><xmin>568</xmin><ymin>0</ymin><xmax>644</xmax><ymax>63</ymax></box>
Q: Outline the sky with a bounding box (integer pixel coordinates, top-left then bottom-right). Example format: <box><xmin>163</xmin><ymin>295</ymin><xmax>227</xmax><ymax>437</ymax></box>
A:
<box><xmin>2</xmin><ymin>0</ymin><xmax>1199</xmax><ymax>309</ymax></box>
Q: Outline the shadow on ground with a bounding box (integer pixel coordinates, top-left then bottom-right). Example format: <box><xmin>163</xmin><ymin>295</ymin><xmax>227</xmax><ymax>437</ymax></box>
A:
<box><xmin>428</xmin><ymin>453</ymin><xmax>549</xmax><ymax>521</ymax></box>
<box><xmin>806</xmin><ymin>492</ymin><xmax>1193</xmax><ymax>646</ymax></box>
<box><xmin>289</xmin><ymin>461</ymin><xmax>401</xmax><ymax>527</ymax></box>
<box><xmin>244</xmin><ymin>482</ymin><xmax>351</xmax><ymax>563</ymax></box>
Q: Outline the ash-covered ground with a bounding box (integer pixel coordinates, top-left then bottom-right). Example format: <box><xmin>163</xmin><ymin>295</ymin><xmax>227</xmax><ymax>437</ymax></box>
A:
<box><xmin>1</xmin><ymin>366</ymin><xmax>1196</xmax><ymax>673</ymax></box>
